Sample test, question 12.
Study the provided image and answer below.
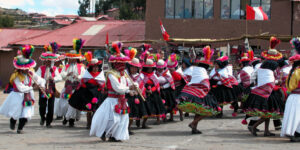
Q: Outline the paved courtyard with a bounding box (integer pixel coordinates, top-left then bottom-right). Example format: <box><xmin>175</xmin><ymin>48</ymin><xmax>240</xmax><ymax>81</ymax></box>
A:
<box><xmin>0</xmin><ymin>91</ymin><xmax>298</xmax><ymax>150</ymax></box>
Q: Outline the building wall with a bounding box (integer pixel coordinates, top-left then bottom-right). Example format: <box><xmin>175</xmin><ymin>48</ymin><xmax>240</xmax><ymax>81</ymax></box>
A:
<box><xmin>0</xmin><ymin>50</ymin><xmax>16</xmax><ymax>87</ymax></box>
<box><xmin>146</xmin><ymin>0</ymin><xmax>296</xmax><ymax>50</ymax></box>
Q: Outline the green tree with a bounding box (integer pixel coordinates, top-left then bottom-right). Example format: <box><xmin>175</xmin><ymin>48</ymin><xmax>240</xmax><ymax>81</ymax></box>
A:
<box><xmin>78</xmin><ymin>0</ymin><xmax>90</xmax><ymax>16</ymax></box>
<box><xmin>0</xmin><ymin>15</ymin><xmax>14</xmax><ymax>27</ymax></box>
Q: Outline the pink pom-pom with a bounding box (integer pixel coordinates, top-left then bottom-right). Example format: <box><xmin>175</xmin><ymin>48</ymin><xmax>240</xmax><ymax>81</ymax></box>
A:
<box><xmin>134</xmin><ymin>98</ymin><xmax>140</xmax><ymax>104</ymax></box>
<box><xmin>124</xmin><ymin>49</ymin><xmax>130</xmax><ymax>57</ymax></box>
<box><xmin>232</xmin><ymin>112</ymin><xmax>237</xmax><ymax>117</ymax></box>
<box><xmin>241</xmin><ymin>119</ymin><xmax>248</xmax><ymax>125</ymax></box>
<box><xmin>86</xmin><ymin>103</ymin><xmax>92</xmax><ymax>110</ymax></box>
<box><xmin>91</xmin><ymin>97</ymin><xmax>98</xmax><ymax>104</ymax></box>
<box><xmin>162</xmin><ymin>99</ymin><xmax>166</xmax><ymax>104</ymax></box>
<box><xmin>217</xmin><ymin>107</ymin><xmax>222</xmax><ymax>111</ymax></box>
<box><xmin>161</xmin><ymin>114</ymin><xmax>166</xmax><ymax>119</ymax></box>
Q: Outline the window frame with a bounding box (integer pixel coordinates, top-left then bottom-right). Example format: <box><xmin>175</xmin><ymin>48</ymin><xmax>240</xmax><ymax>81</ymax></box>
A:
<box><xmin>165</xmin><ymin>0</ymin><xmax>214</xmax><ymax>19</ymax></box>
<box><xmin>221</xmin><ymin>0</ymin><xmax>271</xmax><ymax>20</ymax></box>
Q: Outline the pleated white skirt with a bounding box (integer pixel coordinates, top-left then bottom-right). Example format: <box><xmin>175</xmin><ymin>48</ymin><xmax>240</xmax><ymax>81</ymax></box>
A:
<box><xmin>281</xmin><ymin>94</ymin><xmax>300</xmax><ymax>137</ymax></box>
<box><xmin>90</xmin><ymin>97</ymin><xmax>129</xmax><ymax>141</ymax></box>
<box><xmin>0</xmin><ymin>91</ymin><xmax>34</xmax><ymax>120</ymax></box>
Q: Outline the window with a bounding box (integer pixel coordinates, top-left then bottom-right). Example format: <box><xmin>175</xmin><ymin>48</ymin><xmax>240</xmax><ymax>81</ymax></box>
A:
<box><xmin>165</xmin><ymin>0</ymin><xmax>214</xmax><ymax>19</ymax></box>
<box><xmin>251</xmin><ymin>0</ymin><xmax>271</xmax><ymax>18</ymax></box>
<box><xmin>166</xmin><ymin>0</ymin><xmax>175</xmax><ymax>19</ymax></box>
<box><xmin>221</xmin><ymin>0</ymin><xmax>270</xmax><ymax>20</ymax></box>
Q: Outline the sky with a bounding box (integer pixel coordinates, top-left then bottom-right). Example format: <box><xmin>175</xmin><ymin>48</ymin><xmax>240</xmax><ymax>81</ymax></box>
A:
<box><xmin>0</xmin><ymin>0</ymin><xmax>80</xmax><ymax>16</ymax></box>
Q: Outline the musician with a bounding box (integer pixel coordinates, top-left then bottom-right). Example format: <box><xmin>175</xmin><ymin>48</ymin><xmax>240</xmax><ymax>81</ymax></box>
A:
<box><xmin>0</xmin><ymin>45</ymin><xmax>45</xmax><ymax>134</ymax></box>
<box><xmin>60</xmin><ymin>38</ymin><xmax>86</xmax><ymax>127</ymax></box>
<box><xmin>90</xmin><ymin>42</ymin><xmax>135</xmax><ymax>142</ymax></box>
<box><xmin>36</xmin><ymin>43</ymin><xmax>62</xmax><ymax>128</ymax></box>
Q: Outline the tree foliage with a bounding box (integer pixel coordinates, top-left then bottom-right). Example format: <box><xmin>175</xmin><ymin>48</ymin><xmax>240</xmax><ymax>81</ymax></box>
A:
<box><xmin>93</xmin><ymin>0</ymin><xmax>146</xmax><ymax>20</ymax></box>
<box><xmin>0</xmin><ymin>15</ymin><xmax>14</xmax><ymax>28</ymax></box>
<box><xmin>78</xmin><ymin>0</ymin><xmax>90</xmax><ymax>16</ymax></box>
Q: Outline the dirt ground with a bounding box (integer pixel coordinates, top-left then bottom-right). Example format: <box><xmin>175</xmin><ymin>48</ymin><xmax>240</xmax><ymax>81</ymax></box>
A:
<box><xmin>0</xmin><ymin>91</ymin><xmax>299</xmax><ymax>150</ymax></box>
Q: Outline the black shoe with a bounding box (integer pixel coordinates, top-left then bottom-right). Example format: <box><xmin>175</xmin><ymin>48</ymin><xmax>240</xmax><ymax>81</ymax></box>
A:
<box><xmin>109</xmin><ymin>137</ymin><xmax>121</xmax><ymax>142</ymax></box>
<box><xmin>69</xmin><ymin>119</ymin><xmax>75</xmax><ymax>127</ymax></box>
<box><xmin>10</xmin><ymin>119</ymin><xmax>16</xmax><ymax>130</ymax></box>
<box><xmin>129</xmin><ymin>130</ymin><xmax>134</xmax><ymax>135</ymax></box>
<box><xmin>184</xmin><ymin>113</ymin><xmax>189</xmax><ymax>117</ymax></box>
<box><xmin>249</xmin><ymin>127</ymin><xmax>257</xmax><ymax>136</ymax></box>
<box><xmin>264</xmin><ymin>132</ymin><xmax>275</xmax><ymax>137</ymax></box>
<box><xmin>275</xmin><ymin>126</ymin><xmax>282</xmax><ymax>131</ymax></box>
<box><xmin>17</xmin><ymin>130</ymin><xmax>24</xmax><ymax>134</ymax></box>
<box><xmin>56</xmin><ymin>116</ymin><xmax>63</xmax><ymax>120</ymax></box>
<box><xmin>101</xmin><ymin>132</ymin><xmax>106</xmax><ymax>141</ymax></box>
<box><xmin>40</xmin><ymin>119</ymin><xmax>45</xmax><ymax>126</ymax></box>
<box><xmin>191</xmin><ymin>129</ymin><xmax>202</xmax><ymax>134</ymax></box>
<box><xmin>290</xmin><ymin>136</ymin><xmax>300</xmax><ymax>142</ymax></box>
<box><xmin>248</xmin><ymin>126</ymin><xmax>260</xmax><ymax>132</ymax></box>
<box><xmin>136</xmin><ymin>120</ymin><xmax>140</xmax><ymax>128</ymax></box>
<box><xmin>216</xmin><ymin>113</ymin><xmax>223</xmax><ymax>118</ymax></box>
<box><xmin>62</xmin><ymin>119</ymin><xmax>68</xmax><ymax>125</ymax></box>
<box><xmin>141</xmin><ymin>125</ymin><xmax>150</xmax><ymax>129</ymax></box>
<box><xmin>46</xmin><ymin>124</ymin><xmax>52</xmax><ymax>128</ymax></box>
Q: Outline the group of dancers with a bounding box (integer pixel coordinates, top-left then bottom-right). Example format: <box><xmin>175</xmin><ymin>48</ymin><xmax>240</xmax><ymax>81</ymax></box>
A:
<box><xmin>1</xmin><ymin>36</ymin><xmax>300</xmax><ymax>142</ymax></box>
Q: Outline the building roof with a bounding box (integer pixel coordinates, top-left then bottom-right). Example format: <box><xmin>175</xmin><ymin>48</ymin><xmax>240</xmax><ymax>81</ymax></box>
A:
<box><xmin>11</xmin><ymin>20</ymin><xmax>145</xmax><ymax>48</ymax></box>
<box><xmin>97</xmin><ymin>15</ymin><xmax>114</xmax><ymax>20</ymax></box>
<box><xmin>55</xmin><ymin>15</ymin><xmax>79</xmax><ymax>18</ymax></box>
<box><xmin>0</xmin><ymin>28</ymin><xmax>49</xmax><ymax>51</ymax></box>
<box><xmin>107</xmin><ymin>8</ymin><xmax>119</xmax><ymax>12</ymax></box>
<box><xmin>52</xmin><ymin>19</ymin><xmax>73</xmax><ymax>25</ymax></box>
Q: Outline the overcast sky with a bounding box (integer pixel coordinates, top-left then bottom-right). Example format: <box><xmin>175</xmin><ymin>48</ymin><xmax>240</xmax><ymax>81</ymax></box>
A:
<box><xmin>0</xmin><ymin>0</ymin><xmax>80</xmax><ymax>16</ymax></box>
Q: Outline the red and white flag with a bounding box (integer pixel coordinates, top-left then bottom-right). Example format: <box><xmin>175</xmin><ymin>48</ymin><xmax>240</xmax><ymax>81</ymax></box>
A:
<box><xmin>246</xmin><ymin>5</ymin><xmax>268</xmax><ymax>20</ymax></box>
<box><xmin>160</xmin><ymin>20</ymin><xmax>170</xmax><ymax>41</ymax></box>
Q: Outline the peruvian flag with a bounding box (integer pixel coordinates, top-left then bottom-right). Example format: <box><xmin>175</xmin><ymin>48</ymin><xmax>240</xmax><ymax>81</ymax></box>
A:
<box><xmin>246</xmin><ymin>5</ymin><xmax>268</xmax><ymax>20</ymax></box>
<box><xmin>160</xmin><ymin>20</ymin><xmax>170</xmax><ymax>41</ymax></box>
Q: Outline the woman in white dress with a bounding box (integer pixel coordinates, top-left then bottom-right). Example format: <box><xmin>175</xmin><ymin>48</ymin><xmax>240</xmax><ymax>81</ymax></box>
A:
<box><xmin>281</xmin><ymin>38</ymin><xmax>300</xmax><ymax>142</ymax></box>
<box><xmin>90</xmin><ymin>42</ymin><xmax>135</xmax><ymax>142</ymax></box>
<box><xmin>0</xmin><ymin>45</ymin><xmax>45</xmax><ymax>134</ymax></box>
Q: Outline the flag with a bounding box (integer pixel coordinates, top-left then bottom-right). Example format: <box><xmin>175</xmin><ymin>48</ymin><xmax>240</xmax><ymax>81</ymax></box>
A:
<box><xmin>105</xmin><ymin>32</ymin><xmax>109</xmax><ymax>48</ymax></box>
<box><xmin>246</xmin><ymin>5</ymin><xmax>268</xmax><ymax>20</ymax></box>
<box><xmin>160</xmin><ymin>20</ymin><xmax>170</xmax><ymax>41</ymax></box>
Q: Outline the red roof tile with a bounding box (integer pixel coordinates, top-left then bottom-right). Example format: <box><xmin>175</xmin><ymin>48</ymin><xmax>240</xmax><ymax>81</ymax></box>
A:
<box><xmin>13</xmin><ymin>20</ymin><xmax>145</xmax><ymax>48</ymax></box>
<box><xmin>0</xmin><ymin>29</ymin><xmax>49</xmax><ymax>51</ymax></box>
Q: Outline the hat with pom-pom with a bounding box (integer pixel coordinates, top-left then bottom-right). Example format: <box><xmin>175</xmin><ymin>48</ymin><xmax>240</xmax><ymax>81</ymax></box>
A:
<box><xmin>108</xmin><ymin>41</ymin><xmax>131</xmax><ymax>63</ymax></box>
<box><xmin>261</xmin><ymin>36</ymin><xmax>283</xmax><ymax>60</ymax></box>
<box><xmin>84</xmin><ymin>51</ymin><xmax>102</xmax><ymax>67</ymax></box>
<box><xmin>128</xmin><ymin>58</ymin><xmax>142</xmax><ymax>68</ymax></box>
<box><xmin>157</xmin><ymin>59</ymin><xmax>167</xmax><ymax>68</ymax></box>
<box><xmin>40</xmin><ymin>42</ymin><xmax>60</xmax><ymax>61</ymax></box>
<box><xmin>143</xmin><ymin>59</ymin><xmax>156</xmax><ymax>68</ymax></box>
<box><xmin>239</xmin><ymin>53</ymin><xmax>250</xmax><ymax>63</ymax></box>
<box><xmin>167</xmin><ymin>53</ymin><xmax>179</xmax><ymax>68</ymax></box>
<box><xmin>289</xmin><ymin>37</ymin><xmax>300</xmax><ymax>62</ymax></box>
<box><xmin>13</xmin><ymin>45</ymin><xmax>36</xmax><ymax>70</ymax></box>
<box><xmin>196</xmin><ymin>46</ymin><xmax>214</xmax><ymax>65</ymax></box>
<box><xmin>66</xmin><ymin>38</ymin><xmax>85</xmax><ymax>59</ymax></box>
